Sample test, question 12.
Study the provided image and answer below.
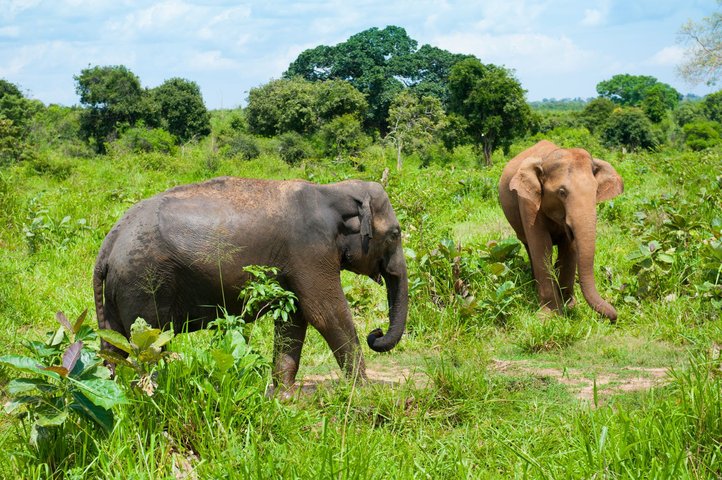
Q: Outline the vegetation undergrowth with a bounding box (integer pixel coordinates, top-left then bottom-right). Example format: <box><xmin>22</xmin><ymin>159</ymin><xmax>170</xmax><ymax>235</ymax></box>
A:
<box><xmin>1</xmin><ymin>112</ymin><xmax>721</xmax><ymax>477</ymax></box>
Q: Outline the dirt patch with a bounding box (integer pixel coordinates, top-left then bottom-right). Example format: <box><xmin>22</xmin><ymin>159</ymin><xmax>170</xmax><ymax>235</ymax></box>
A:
<box><xmin>297</xmin><ymin>364</ymin><xmax>429</xmax><ymax>394</ymax></box>
<box><xmin>492</xmin><ymin>359</ymin><xmax>669</xmax><ymax>404</ymax></box>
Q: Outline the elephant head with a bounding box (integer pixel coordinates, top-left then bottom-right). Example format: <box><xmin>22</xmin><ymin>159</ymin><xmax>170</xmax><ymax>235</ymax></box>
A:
<box><xmin>504</xmin><ymin>142</ymin><xmax>623</xmax><ymax>321</ymax></box>
<box><xmin>330</xmin><ymin>181</ymin><xmax>409</xmax><ymax>352</ymax></box>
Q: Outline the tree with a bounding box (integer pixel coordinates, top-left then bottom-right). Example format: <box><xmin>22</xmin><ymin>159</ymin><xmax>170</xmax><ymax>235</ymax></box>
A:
<box><xmin>596</xmin><ymin>74</ymin><xmax>681</xmax><ymax>110</ymax></box>
<box><xmin>673</xmin><ymin>100</ymin><xmax>705</xmax><ymax>127</ymax></box>
<box><xmin>0</xmin><ymin>79</ymin><xmax>39</xmax><ymax>130</ymax></box>
<box><xmin>448</xmin><ymin>58</ymin><xmax>531</xmax><ymax>166</ymax></box>
<box><xmin>285</xmin><ymin>26</ymin><xmax>468</xmax><ymax>133</ymax></box>
<box><xmin>601</xmin><ymin>107</ymin><xmax>657</xmax><ymax>151</ymax></box>
<box><xmin>74</xmin><ymin>65</ymin><xmax>152</xmax><ymax>152</ymax></box>
<box><xmin>0</xmin><ymin>79</ymin><xmax>40</xmax><ymax>163</ymax></box>
<box><xmin>151</xmin><ymin>78</ymin><xmax>210</xmax><ymax>142</ymax></box>
<box><xmin>579</xmin><ymin>97</ymin><xmax>615</xmax><ymax>134</ymax></box>
<box><xmin>246</xmin><ymin>78</ymin><xmax>366</xmax><ymax>136</ymax></box>
<box><xmin>247</xmin><ymin>78</ymin><xmax>317</xmax><ymax>136</ymax></box>
<box><xmin>319</xmin><ymin>114</ymin><xmax>369</xmax><ymax>161</ymax></box>
<box><xmin>385</xmin><ymin>91</ymin><xmax>447</xmax><ymax>170</ymax></box>
<box><xmin>702</xmin><ymin>89</ymin><xmax>722</xmax><ymax>122</ymax></box>
<box><xmin>678</xmin><ymin>2</ymin><xmax>722</xmax><ymax>85</ymax></box>
<box><xmin>683</xmin><ymin>120</ymin><xmax>721</xmax><ymax>150</ymax></box>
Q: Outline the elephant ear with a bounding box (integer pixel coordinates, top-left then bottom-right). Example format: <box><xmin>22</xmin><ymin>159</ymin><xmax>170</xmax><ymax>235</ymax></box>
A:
<box><xmin>593</xmin><ymin>158</ymin><xmax>624</xmax><ymax>203</ymax></box>
<box><xmin>359</xmin><ymin>193</ymin><xmax>373</xmax><ymax>253</ymax></box>
<box><xmin>359</xmin><ymin>194</ymin><xmax>373</xmax><ymax>238</ymax></box>
<box><xmin>509</xmin><ymin>157</ymin><xmax>543</xmax><ymax>212</ymax></box>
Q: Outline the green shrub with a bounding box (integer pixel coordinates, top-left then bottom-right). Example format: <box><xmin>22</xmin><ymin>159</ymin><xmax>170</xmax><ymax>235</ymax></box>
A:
<box><xmin>602</xmin><ymin>108</ymin><xmax>657</xmax><ymax>151</ymax></box>
<box><xmin>113</xmin><ymin>125</ymin><xmax>177</xmax><ymax>155</ymax></box>
<box><xmin>682</xmin><ymin>120</ymin><xmax>721</xmax><ymax>150</ymax></box>
<box><xmin>222</xmin><ymin>133</ymin><xmax>260</xmax><ymax>160</ymax></box>
<box><xmin>276</xmin><ymin>131</ymin><xmax>311</xmax><ymax>164</ymax></box>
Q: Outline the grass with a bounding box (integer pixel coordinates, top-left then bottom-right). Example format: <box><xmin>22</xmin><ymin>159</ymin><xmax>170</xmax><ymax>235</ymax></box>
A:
<box><xmin>0</xmin><ymin>136</ymin><xmax>721</xmax><ymax>478</ymax></box>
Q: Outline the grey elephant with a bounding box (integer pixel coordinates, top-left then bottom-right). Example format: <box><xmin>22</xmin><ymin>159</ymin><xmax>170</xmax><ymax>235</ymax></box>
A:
<box><xmin>498</xmin><ymin>140</ymin><xmax>623</xmax><ymax>321</ymax></box>
<box><xmin>93</xmin><ymin>177</ymin><xmax>408</xmax><ymax>392</ymax></box>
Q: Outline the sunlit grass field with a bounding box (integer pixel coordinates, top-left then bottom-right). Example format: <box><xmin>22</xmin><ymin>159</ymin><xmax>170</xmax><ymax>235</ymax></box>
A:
<box><xmin>0</xmin><ymin>133</ymin><xmax>720</xmax><ymax>478</ymax></box>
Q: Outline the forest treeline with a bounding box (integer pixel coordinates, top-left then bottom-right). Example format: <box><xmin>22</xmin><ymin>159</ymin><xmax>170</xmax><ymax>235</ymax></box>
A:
<box><xmin>2</xmin><ymin>26</ymin><xmax>722</xmax><ymax>170</ymax></box>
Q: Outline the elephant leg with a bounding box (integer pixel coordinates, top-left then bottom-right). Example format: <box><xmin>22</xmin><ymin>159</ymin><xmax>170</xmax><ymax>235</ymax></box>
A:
<box><xmin>557</xmin><ymin>239</ymin><xmax>578</xmax><ymax>308</ymax></box>
<box><xmin>296</xmin><ymin>284</ymin><xmax>366</xmax><ymax>383</ymax></box>
<box><xmin>526</xmin><ymin>229</ymin><xmax>563</xmax><ymax>313</ymax></box>
<box><xmin>272</xmin><ymin>312</ymin><xmax>308</xmax><ymax>390</ymax></box>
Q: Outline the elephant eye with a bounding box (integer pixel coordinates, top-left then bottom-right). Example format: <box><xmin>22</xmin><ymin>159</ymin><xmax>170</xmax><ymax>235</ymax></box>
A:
<box><xmin>558</xmin><ymin>187</ymin><xmax>568</xmax><ymax>199</ymax></box>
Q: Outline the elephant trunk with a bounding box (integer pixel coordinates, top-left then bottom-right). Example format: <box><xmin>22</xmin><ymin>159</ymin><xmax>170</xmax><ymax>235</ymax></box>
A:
<box><xmin>367</xmin><ymin>250</ymin><xmax>408</xmax><ymax>352</ymax></box>
<box><xmin>573</xmin><ymin>211</ymin><xmax>617</xmax><ymax>322</ymax></box>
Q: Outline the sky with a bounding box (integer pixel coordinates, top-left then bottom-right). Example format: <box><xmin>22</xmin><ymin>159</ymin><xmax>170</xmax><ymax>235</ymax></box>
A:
<box><xmin>1</xmin><ymin>0</ymin><xmax>719</xmax><ymax>110</ymax></box>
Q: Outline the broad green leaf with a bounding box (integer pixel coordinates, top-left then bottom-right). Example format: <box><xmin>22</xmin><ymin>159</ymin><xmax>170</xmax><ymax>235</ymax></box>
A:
<box><xmin>657</xmin><ymin>253</ymin><xmax>675</xmax><ymax>264</ymax></box>
<box><xmin>98</xmin><ymin>330</ymin><xmax>133</xmax><ymax>354</ymax></box>
<box><xmin>36</xmin><ymin>408</ymin><xmax>68</xmax><ymax>427</ymax></box>
<box><xmin>4</xmin><ymin>395</ymin><xmax>43</xmax><ymax>414</ymax></box>
<box><xmin>70</xmin><ymin>392</ymin><xmax>114</xmax><ymax>432</ymax></box>
<box><xmin>151</xmin><ymin>328</ymin><xmax>174</xmax><ymax>349</ymax></box>
<box><xmin>0</xmin><ymin>354</ymin><xmax>44</xmax><ymax>373</ymax></box>
<box><xmin>62</xmin><ymin>341</ymin><xmax>83</xmax><ymax>372</ymax></box>
<box><xmin>69</xmin><ymin>377</ymin><xmax>126</xmax><ymax>409</ymax></box>
<box><xmin>131</xmin><ymin>328</ymin><xmax>161</xmax><ymax>351</ymax></box>
<box><xmin>137</xmin><ymin>347</ymin><xmax>163</xmax><ymax>364</ymax></box>
<box><xmin>49</xmin><ymin>326</ymin><xmax>65</xmax><ymax>346</ymax></box>
<box><xmin>7</xmin><ymin>378</ymin><xmax>53</xmax><ymax>395</ymax></box>
<box><xmin>55</xmin><ymin>311</ymin><xmax>73</xmax><ymax>332</ymax></box>
<box><xmin>72</xmin><ymin>309</ymin><xmax>88</xmax><ymax>333</ymax></box>
<box><xmin>211</xmin><ymin>350</ymin><xmax>234</xmax><ymax>373</ymax></box>
<box><xmin>97</xmin><ymin>350</ymin><xmax>135</xmax><ymax>369</ymax></box>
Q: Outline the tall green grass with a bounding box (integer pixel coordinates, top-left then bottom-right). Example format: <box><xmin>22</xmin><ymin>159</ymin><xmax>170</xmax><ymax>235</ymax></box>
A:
<box><xmin>0</xmin><ymin>135</ymin><xmax>720</xmax><ymax>477</ymax></box>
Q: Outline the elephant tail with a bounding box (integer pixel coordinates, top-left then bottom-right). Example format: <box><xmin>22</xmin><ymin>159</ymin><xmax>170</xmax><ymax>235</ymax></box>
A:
<box><xmin>93</xmin><ymin>226</ymin><xmax>119</xmax><ymax>333</ymax></box>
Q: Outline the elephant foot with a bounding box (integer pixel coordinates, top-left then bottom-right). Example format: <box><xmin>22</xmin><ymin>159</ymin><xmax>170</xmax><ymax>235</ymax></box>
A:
<box><xmin>265</xmin><ymin>383</ymin><xmax>299</xmax><ymax>402</ymax></box>
<box><xmin>538</xmin><ymin>305</ymin><xmax>557</xmax><ymax>322</ymax></box>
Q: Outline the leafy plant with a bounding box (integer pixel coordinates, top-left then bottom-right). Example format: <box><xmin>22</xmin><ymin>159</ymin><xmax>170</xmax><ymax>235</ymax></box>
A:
<box><xmin>97</xmin><ymin>318</ymin><xmax>177</xmax><ymax>397</ymax></box>
<box><xmin>0</xmin><ymin>310</ymin><xmax>125</xmax><ymax>444</ymax></box>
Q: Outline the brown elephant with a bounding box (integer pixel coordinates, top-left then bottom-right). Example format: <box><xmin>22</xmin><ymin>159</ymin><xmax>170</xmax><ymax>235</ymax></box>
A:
<box><xmin>93</xmin><ymin>177</ymin><xmax>408</xmax><ymax>393</ymax></box>
<box><xmin>498</xmin><ymin>140</ymin><xmax>623</xmax><ymax>321</ymax></box>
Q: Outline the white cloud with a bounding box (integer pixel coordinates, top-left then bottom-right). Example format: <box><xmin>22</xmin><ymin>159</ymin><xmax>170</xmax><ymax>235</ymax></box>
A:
<box><xmin>0</xmin><ymin>0</ymin><xmax>41</xmax><ymax>20</ymax></box>
<box><xmin>107</xmin><ymin>1</ymin><xmax>195</xmax><ymax>38</ymax></box>
<box><xmin>581</xmin><ymin>9</ymin><xmax>605</xmax><ymax>27</ymax></box>
<box><xmin>434</xmin><ymin>31</ymin><xmax>593</xmax><ymax>74</ymax></box>
<box><xmin>188</xmin><ymin>50</ymin><xmax>238</xmax><ymax>71</ymax></box>
<box><xmin>648</xmin><ymin>45</ymin><xmax>685</xmax><ymax>66</ymax></box>
<box><xmin>197</xmin><ymin>6</ymin><xmax>252</xmax><ymax>41</ymax></box>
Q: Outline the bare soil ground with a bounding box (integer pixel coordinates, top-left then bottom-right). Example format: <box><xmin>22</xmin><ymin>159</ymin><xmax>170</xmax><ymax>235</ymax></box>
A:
<box><xmin>296</xmin><ymin>359</ymin><xmax>669</xmax><ymax>405</ymax></box>
<box><xmin>490</xmin><ymin>359</ymin><xmax>669</xmax><ymax>404</ymax></box>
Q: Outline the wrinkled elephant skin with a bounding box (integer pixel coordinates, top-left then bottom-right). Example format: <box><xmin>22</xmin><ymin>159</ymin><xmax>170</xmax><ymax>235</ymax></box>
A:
<box><xmin>94</xmin><ymin>177</ymin><xmax>408</xmax><ymax>392</ymax></box>
<box><xmin>498</xmin><ymin>140</ymin><xmax>623</xmax><ymax>321</ymax></box>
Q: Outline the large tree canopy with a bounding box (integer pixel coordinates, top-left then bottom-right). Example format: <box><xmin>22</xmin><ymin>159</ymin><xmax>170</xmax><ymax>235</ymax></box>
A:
<box><xmin>448</xmin><ymin>58</ymin><xmax>531</xmax><ymax>165</ymax></box>
<box><xmin>596</xmin><ymin>74</ymin><xmax>681</xmax><ymax>109</ymax></box>
<box><xmin>150</xmin><ymin>78</ymin><xmax>210</xmax><ymax>142</ymax></box>
<box><xmin>284</xmin><ymin>26</ymin><xmax>469</xmax><ymax>132</ymax></box>
<box><xmin>246</xmin><ymin>78</ymin><xmax>367</xmax><ymax>136</ymax></box>
<box><xmin>75</xmin><ymin>65</ymin><xmax>150</xmax><ymax>151</ymax></box>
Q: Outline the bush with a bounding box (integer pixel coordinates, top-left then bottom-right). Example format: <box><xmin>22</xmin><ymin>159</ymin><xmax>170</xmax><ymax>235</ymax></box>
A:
<box><xmin>276</xmin><ymin>131</ymin><xmax>311</xmax><ymax>164</ymax></box>
<box><xmin>222</xmin><ymin>133</ymin><xmax>260</xmax><ymax>160</ymax></box>
<box><xmin>682</xmin><ymin>120</ymin><xmax>721</xmax><ymax>150</ymax></box>
<box><xmin>602</xmin><ymin>107</ymin><xmax>657</xmax><ymax>151</ymax></box>
<box><xmin>319</xmin><ymin>114</ymin><xmax>369</xmax><ymax>160</ymax></box>
<box><xmin>113</xmin><ymin>126</ymin><xmax>177</xmax><ymax>155</ymax></box>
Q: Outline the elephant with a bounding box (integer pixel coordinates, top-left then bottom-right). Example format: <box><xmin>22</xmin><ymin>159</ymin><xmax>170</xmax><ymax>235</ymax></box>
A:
<box><xmin>93</xmin><ymin>176</ymin><xmax>408</xmax><ymax>393</ymax></box>
<box><xmin>498</xmin><ymin>140</ymin><xmax>623</xmax><ymax>321</ymax></box>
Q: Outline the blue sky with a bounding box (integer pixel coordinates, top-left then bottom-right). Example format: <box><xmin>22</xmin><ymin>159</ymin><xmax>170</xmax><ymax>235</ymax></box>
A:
<box><xmin>1</xmin><ymin>0</ymin><xmax>719</xmax><ymax>109</ymax></box>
